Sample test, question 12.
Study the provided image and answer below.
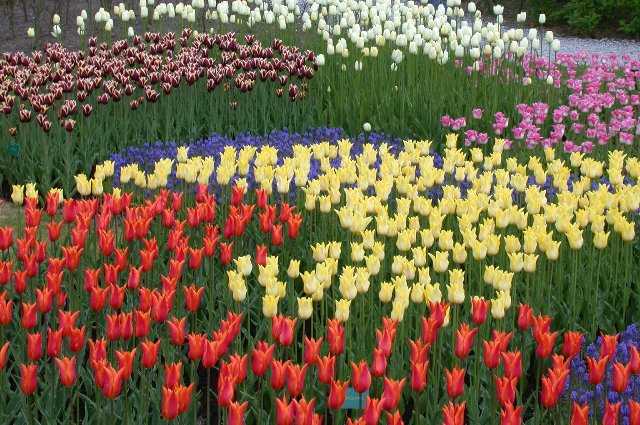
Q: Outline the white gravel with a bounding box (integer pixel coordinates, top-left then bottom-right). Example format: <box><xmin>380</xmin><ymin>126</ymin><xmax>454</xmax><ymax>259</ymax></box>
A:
<box><xmin>555</xmin><ymin>35</ymin><xmax>640</xmax><ymax>56</ymax></box>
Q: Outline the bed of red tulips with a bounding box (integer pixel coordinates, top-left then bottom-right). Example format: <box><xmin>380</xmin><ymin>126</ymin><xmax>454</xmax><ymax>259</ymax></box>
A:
<box><xmin>0</xmin><ymin>185</ymin><xmax>638</xmax><ymax>424</ymax></box>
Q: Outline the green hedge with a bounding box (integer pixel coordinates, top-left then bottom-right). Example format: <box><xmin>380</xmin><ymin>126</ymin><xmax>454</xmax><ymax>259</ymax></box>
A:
<box><xmin>529</xmin><ymin>0</ymin><xmax>640</xmax><ymax>37</ymax></box>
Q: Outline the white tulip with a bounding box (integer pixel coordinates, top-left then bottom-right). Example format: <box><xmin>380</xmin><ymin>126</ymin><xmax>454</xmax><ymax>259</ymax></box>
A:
<box><xmin>551</xmin><ymin>39</ymin><xmax>561</xmax><ymax>52</ymax></box>
<box><xmin>516</xmin><ymin>12</ymin><xmax>526</xmax><ymax>23</ymax></box>
<box><xmin>315</xmin><ymin>54</ymin><xmax>325</xmax><ymax>66</ymax></box>
<box><xmin>81</xmin><ymin>9</ymin><xmax>87</xmax><ymax>20</ymax></box>
<box><xmin>363</xmin><ymin>122</ymin><xmax>372</xmax><ymax>132</ymax></box>
<box><xmin>546</xmin><ymin>75</ymin><xmax>554</xmax><ymax>85</ymax></box>
<box><xmin>128</xmin><ymin>26</ymin><xmax>134</xmax><ymax>37</ymax></box>
<box><xmin>539</xmin><ymin>14</ymin><xmax>546</xmax><ymax>24</ymax></box>
<box><xmin>27</xmin><ymin>27</ymin><xmax>35</xmax><ymax>38</ymax></box>
<box><xmin>53</xmin><ymin>14</ymin><xmax>60</xmax><ymax>24</ymax></box>
<box><xmin>391</xmin><ymin>48</ymin><xmax>403</xmax><ymax>63</ymax></box>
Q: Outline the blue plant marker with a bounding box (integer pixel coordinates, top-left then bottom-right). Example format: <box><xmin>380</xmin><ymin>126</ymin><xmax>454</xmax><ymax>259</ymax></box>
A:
<box><xmin>342</xmin><ymin>387</ymin><xmax>368</xmax><ymax>410</ymax></box>
<box><xmin>7</xmin><ymin>142</ymin><xmax>20</xmax><ymax>157</ymax></box>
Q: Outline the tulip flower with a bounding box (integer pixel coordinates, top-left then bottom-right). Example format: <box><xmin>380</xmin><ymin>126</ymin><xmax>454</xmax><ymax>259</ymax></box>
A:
<box><xmin>55</xmin><ymin>356</ymin><xmax>77</xmax><ymax>387</ymax></box>
<box><xmin>570</xmin><ymin>402</ymin><xmax>589</xmax><ymax>425</ymax></box>
<box><xmin>629</xmin><ymin>400</ymin><xmax>640</xmax><ymax>425</ymax></box>
<box><xmin>303</xmin><ymin>337</ymin><xmax>323</xmax><ymax>365</ymax></box>
<box><xmin>0</xmin><ymin>342</ymin><xmax>9</xmax><ymax>370</ymax></box>
<box><xmin>363</xmin><ymin>397</ymin><xmax>383</xmax><ymax>425</ymax></box>
<box><xmin>327</xmin><ymin>319</ymin><xmax>345</xmax><ymax>355</ymax></box>
<box><xmin>445</xmin><ymin>367</ymin><xmax>465</xmax><ymax>399</ymax></box>
<box><xmin>540</xmin><ymin>368</ymin><xmax>569</xmax><ymax>409</ymax></box>
<box><xmin>611</xmin><ymin>362</ymin><xmax>631</xmax><ymax>393</ymax></box>
<box><xmin>562</xmin><ymin>331</ymin><xmax>583</xmax><ymax>358</ymax></box>
<box><xmin>471</xmin><ymin>297</ymin><xmax>489</xmax><ymax>325</ymax></box>
<box><xmin>26</xmin><ymin>332</ymin><xmax>42</xmax><ymax>361</ymax></box>
<box><xmin>586</xmin><ymin>355</ymin><xmax>609</xmax><ymax>385</ymax></box>
<box><xmin>167</xmin><ymin>317</ymin><xmax>187</xmax><ymax>346</ymax></box>
<box><xmin>381</xmin><ymin>377</ymin><xmax>405</xmax><ymax>411</ymax></box>
<box><xmin>285</xmin><ymin>363</ymin><xmax>308</xmax><ymax>398</ymax></box>
<box><xmin>141</xmin><ymin>339</ymin><xmax>161</xmax><ymax>368</ymax></box>
<box><xmin>454</xmin><ymin>323</ymin><xmax>478</xmax><ymax>360</ymax></box>
<box><xmin>495</xmin><ymin>376</ymin><xmax>518</xmax><ymax>407</ymax></box>
<box><xmin>534</xmin><ymin>330</ymin><xmax>558</xmax><ymax>358</ymax></box>
<box><xmin>351</xmin><ymin>361</ymin><xmax>371</xmax><ymax>393</ymax></box>
<box><xmin>630</xmin><ymin>346</ymin><xmax>640</xmax><ymax>375</ymax></box>
<box><xmin>270</xmin><ymin>360</ymin><xmax>288</xmax><ymax>391</ymax></box>
<box><xmin>602</xmin><ymin>401</ymin><xmax>621</xmax><ymax>425</ymax></box>
<box><xmin>600</xmin><ymin>334</ymin><xmax>618</xmax><ymax>360</ymax></box>
<box><xmin>272</xmin><ymin>315</ymin><xmax>296</xmax><ymax>346</ymax></box>
<box><xmin>317</xmin><ymin>355</ymin><xmax>336</xmax><ymax>385</ymax></box>
<box><xmin>371</xmin><ymin>348</ymin><xmax>388</xmax><ymax>377</ymax></box>
<box><xmin>500</xmin><ymin>403</ymin><xmax>523</xmax><ymax>425</ymax></box>
<box><xmin>516</xmin><ymin>304</ymin><xmax>533</xmax><ymax>331</ymax></box>
<box><xmin>409</xmin><ymin>339</ymin><xmax>430</xmax><ymax>364</ymax></box>
<box><xmin>442</xmin><ymin>402</ymin><xmax>466</xmax><ymax>425</ymax></box>
<box><xmin>183</xmin><ymin>285</ymin><xmax>205</xmax><ymax>312</ymax></box>
<box><xmin>217</xmin><ymin>374</ymin><xmax>236</xmax><ymax>407</ymax></box>
<box><xmin>20</xmin><ymin>363</ymin><xmax>38</xmax><ymax>395</ymax></box>
<box><xmin>228</xmin><ymin>400</ymin><xmax>248</xmax><ymax>425</ymax></box>
<box><xmin>327</xmin><ymin>379</ymin><xmax>348</xmax><ymax>410</ymax></box>
<box><xmin>421</xmin><ymin>316</ymin><xmax>440</xmax><ymax>345</ymax></box>
<box><xmin>275</xmin><ymin>397</ymin><xmax>294</xmax><ymax>425</ymax></box>
<box><xmin>251</xmin><ymin>341</ymin><xmax>275</xmax><ymax>377</ymax></box>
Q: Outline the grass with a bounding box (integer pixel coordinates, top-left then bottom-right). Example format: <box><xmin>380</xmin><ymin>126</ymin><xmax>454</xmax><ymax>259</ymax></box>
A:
<box><xmin>0</xmin><ymin>199</ymin><xmax>22</xmax><ymax>229</ymax></box>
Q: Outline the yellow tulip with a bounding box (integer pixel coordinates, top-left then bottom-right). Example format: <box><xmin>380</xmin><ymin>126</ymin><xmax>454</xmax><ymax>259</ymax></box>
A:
<box><xmin>412</xmin><ymin>247</ymin><xmax>427</xmax><ymax>267</ymax></box>
<box><xmin>418</xmin><ymin>267</ymin><xmax>432</xmax><ymax>286</ymax></box>
<box><xmin>447</xmin><ymin>280</ymin><xmax>465</xmax><ymax>305</ymax></box>
<box><xmin>470</xmin><ymin>240</ymin><xmax>488</xmax><ymax>261</ymax></box>
<box><xmin>508</xmin><ymin>252</ymin><xmax>524</xmax><ymax>273</ymax></box>
<box><xmin>262</xmin><ymin>295</ymin><xmax>279</xmax><ymax>318</ymax></box>
<box><xmin>490</xmin><ymin>297</ymin><xmax>505</xmax><ymax>319</ymax></box>
<box><xmin>504</xmin><ymin>235</ymin><xmax>521</xmax><ymax>253</ymax></box>
<box><xmin>366</xmin><ymin>255</ymin><xmax>381</xmax><ymax>275</ymax></box>
<box><xmin>231</xmin><ymin>282</ymin><xmax>247</xmax><ymax>302</ymax></box>
<box><xmin>438</xmin><ymin>230</ymin><xmax>454</xmax><ymax>251</ymax></box>
<box><xmin>429</xmin><ymin>251</ymin><xmax>449</xmax><ymax>273</ymax></box>
<box><xmin>11</xmin><ymin>185</ymin><xmax>24</xmax><ymax>205</ymax></box>
<box><xmin>424</xmin><ymin>282</ymin><xmax>442</xmax><ymax>303</ymax></box>
<box><xmin>355</xmin><ymin>268</ymin><xmax>370</xmax><ymax>293</ymax></box>
<box><xmin>335</xmin><ymin>299</ymin><xmax>351</xmax><ymax>322</ymax></box>
<box><xmin>379</xmin><ymin>282</ymin><xmax>394</xmax><ymax>303</ymax></box>
<box><xmin>523</xmin><ymin>254</ymin><xmax>538</xmax><ymax>273</ymax></box>
<box><xmin>390</xmin><ymin>300</ymin><xmax>406</xmax><ymax>322</ymax></box>
<box><xmin>411</xmin><ymin>283</ymin><xmax>426</xmax><ymax>303</ymax></box>
<box><xmin>297</xmin><ymin>297</ymin><xmax>313</xmax><ymax>320</ymax></box>
<box><xmin>287</xmin><ymin>259</ymin><xmax>300</xmax><ymax>279</ymax></box>
<box><xmin>234</xmin><ymin>255</ymin><xmax>253</xmax><ymax>276</ymax></box>
<box><xmin>452</xmin><ymin>243</ymin><xmax>467</xmax><ymax>264</ymax></box>
<box><xmin>75</xmin><ymin>174</ymin><xmax>92</xmax><ymax>196</ymax></box>
<box><xmin>391</xmin><ymin>256</ymin><xmax>406</xmax><ymax>275</ymax></box>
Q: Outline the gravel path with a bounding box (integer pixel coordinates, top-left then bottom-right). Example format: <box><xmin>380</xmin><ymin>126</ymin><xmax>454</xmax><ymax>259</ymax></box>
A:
<box><xmin>554</xmin><ymin>34</ymin><xmax>640</xmax><ymax>56</ymax></box>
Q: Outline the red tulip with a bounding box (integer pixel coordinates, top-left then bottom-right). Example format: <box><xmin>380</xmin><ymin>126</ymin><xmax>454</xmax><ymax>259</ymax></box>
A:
<box><xmin>141</xmin><ymin>339</ymin><xmax>161</xmax><ymax>368</ymax></box>
<box><xmin>602</xmin><ymin>401</ymin><xmax>621</xmax><ymax>425</ymax></box>
<box><xmin>630</xmin><ymin>346</ymin><xmax>640</xmax><ymax>375</ymax></box>
<box><xmin>0</xmin><ymin>296</ymin><xmax>12</xmax><ymax>326</ymax></box>
<box><xmin>20</xmin><ymin>363</ymin><xmax>38</xmax><ymax>395</ymax></box>
<box><xmin>442</xmin><ymin>401</ymin><xmax>465</xmax><ymax>425</ymax></box>
<box><xmin>88</xmin><ymin>338</ymin><xmax>107</xmax><ymax>368</ymax></box>
<box><xmin>482</xmin><ymin>339</ymin><xmax>502</xmax><ymax>369</ymax></box>
<box><xmin>61</xmin><ymin>245</ymin><xmax>83</xmax><ymax>271</ymax></box>
<box><xmin>600</xmin><ymin>334</ymin><xmax>618</xmax><ymax>360</ymax></box>
<box><xmin>161</xmin><ymin>386</ymin><xmax>181</xmax><ymax>420</ymax></box>
<box><xmin>408</xmin><ymin>339</ymin><xmax>430</xmax><ymax>364</ymax></box>
<box><xmin>188</xmin><ymin>247</ymin><xmax>204</xmax><ymax>270</ymax></box>
<box><xmin>421</xmin><ymin>316</ymin><xmax>440</xmax><ymax>345</ymax></box>
<box><xmin>517</xmin><ymin>304</ymin><xmax>533</xmax><ymax>331</ymax></box>
<box><xmin>83</xmin><ymin>267</ymin><xmax>101</xmax><ymax>291</ymax></box>
<box><xmin>228</xmin><ymin>400</ymin><xmax>248</xmax><ymax>425</ymax></box>
<box><xmin>0</xmin><ymin>261</ymin><xmax>12</xmax><ymax>286</ymax></box>
<box><xmin>495</xmin><ymin>376</ymin><xmax>518</xmax><ymax>407</ymax></box>
<box><xmin>303</xmin><ymin>337</ymin><xmax>323</xmax><ymax>365</ymax></box>
<box><xmin>351</xmin><ymin>361</ymin><xmax>372</xmax><ymax>393</ymax></box>
<box><xmin>272</xmin><ymin>315</ymin><xmax>296</xmax><ymax>346</ymax></box>
<box><xmin>531</xmin><ymin>314</ymin><xmax>552</xmax><ymax>336</ymax></box>
<box><xmin>14</xmin><ymin>270</ymin><xmax>29</xmax><ymax>294</ymax></box>
<box><xmin>284</xmin><ymin>210</ymin><xmax>302</xmax><ymax>236</ymax></box>
<box><xmin>187</xmin><ymin>334</ymin><xmax>205</xmax><ymax>361</ymax></box>
<box><xmin>47</xmin><ymin>327</ymin><xmax>63</xmax><ymax>357</ymax></box>
<box><xmin>327</xmin><ymin>319</ymin><xmax>345</xmax><ymax>355</ymax></box>
<box><xmin>167</xmin><ymin>317</ymin><xmax>187</xmax><ymax>346</ymax></box>
<box><xmin>34</xmin><ymin>287</ymin><xmax>53</xmax><ymax>314</ymax></box>
<box><xmin>445</xmin><ymin>367</ymin><xmax>465</xmax><ymax>399</ymax></box>
<box><xmin>164</xmin><ymin>362</ymin><xmax>183</xmax><ymax>389</ymax></box>
<box><xmin>499</xmin><ymin>402</ymin><xmax>522</xmax><ymax>425</ymax></box>
<box><xmin>202</xmin><ymin>339</ymin><xmax>221</xmax><ymax>368</ymax></box>
<box><xmin>271</xmin><ymin>223</ymin><xmax>283</xmax><ymax>246</ymax></box>
<box><xmin>540</xmin><ymin>368</ymin><xmax>569</xmax><ymax>409</ymax></box>
<box><xmin>317</xmin><ymin>354</ymin><xmax>336</xmax><ymax>385</ymax></box>
<box><xmin>410</xmin><ymin>360</ymin><xmax>429</xmax><ymax>392</ymax></box>
<box><xmin>363</xmin><ymin>397</ymin><xmax>383</xmax><ymax>425</ymax></box>
<box><xmin>534</xmin><ymin>331</ymin><xmax>558</xmax><ymax>359</ymax></box>
<box><xmin>251</xmin><ymin>341</ymin><xmax>275</xmax><ymax>377</ymax></box>
<box><xmin>0</xmin><ymin>342</ymin><xmax>9</xmax><ymax>370</ymax></box>
<box><xmin>587</xmin><ymin>355</ymin><xmax>609</xmax><ymax>385</ymax></box>
<box><xmin>231</xmin><ymin>185</ymin><xmax>245</xmax><ymax>206</ymax></box>
<box><xmin>629</xmin><ymin>400</ymin><xmax>640</xmax><ymax>425</ymax></box>
<box><xmin>217</xmin><ymin>374</ymin><xmax>236</xmax><ymax>407</ymax></box>
<box><xmin>89</xmin><ymin>285</ymin><xmax>109</xmax><ymax>312</ymax></box>
<box><xmin>271</xmin><ymin>359</ymin><xmax>288</xmax><ymax>391</ymax></box>
<box><xmin>612</xmin><ymin>362</ymin><xmax>631</xmax><ymax>393</ymax></box>
<box><xmin>219</xmin><ymin>242</ymin><xmax>234</xmax><ymax>266</ymax></box>
<box><xmin>492</xmin><ymin>330</ymin><xmax>513</xmax><ymax>352</ymax></box>
<box><xmin>275</xmin><ymin>396</ymin><xmax>294</xmax><ymax>425</ymax></box>
<box><xmin>376</xmin><ymin>328</ymin><xmax>394</xmax><ymax>358</ymax></box>
<box><xmin>115</xmin><ymin>348</ymin><xmax>137</xmax><ymax>380</ymax></box>
<box><xmin>327</xmin><ymin>379</ymin><xmax>348</xmax><ymax>410</ymax></box>
<box><xmin>455</xmin><ymin>323</ymin><xmax>478</xmax><ymax>360</ymax></box>
<box><xmin>570</xmin><ymin>402</ymin><xmax>589</xmax><ymax>425</ymax></box>
<box><xmin>26</xmin><ymin>332</ymin><xmax>42</xmax><ymax>361</ymax></box>
<box><xmin>255</xmin><ymin>244</ymin><xmax>268</xmax><ymax>266</ymax></box>
<box><xmin>293</xmin><ymin>397</ymin><xmax>316</xmax><ymax>425</ymax></box>
<box><xmin>47</xmin><ymin>221</ymin><xmax>63</xmax><ymax>241</ymax></box>
<box><xmin>55</xmin><ymin>356</ymin><xmax>77</xmax><ymax>387</ymax></box>
<box><xmin>371</xmin><ymin>348</ymin><xmax>388</xmax><ymax>377</ymax></box>
<box><xmin>381</xmin><ymin>377</ymin><xmax>405</xmax><ymax>411</ymax></box>
<box><xmin>501</xmin><ymin>351</ymin><xmax>522</xmax><ymax>379</ymax></box>
<box><xmin>21</xmin><ymin>302</ymin><xmax>38</xmax><ymax>329</ymax></box>
<box><xmin>471</xmin><ymin>297</ymin><xmax>489</xmax><ymax>325</ymax></box>
<box><xmin>134</xmin><ymin>310</ymin><xmax>152</xmax><ymax>338</ymax></box>
<box><xmin>0</xmin><ymin>227</ymin><xmax>14</xmax><ymax>251</ymax></box>
<box><xmin>428</xmin><ymin>302</ymin><xmax>449</xmax><ymax>328</ymax></box>
<box><xmin>285</xmin><ymin>363</ymin><xmax>308</xmax><ymax>397</ymax></box>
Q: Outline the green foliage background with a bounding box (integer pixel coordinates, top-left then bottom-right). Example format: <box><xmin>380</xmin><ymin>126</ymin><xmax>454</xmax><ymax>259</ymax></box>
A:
<box><xmin>528</xmin><ymin>0</ymin><xmax>640</xmax><ymax>37</ymax></box>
